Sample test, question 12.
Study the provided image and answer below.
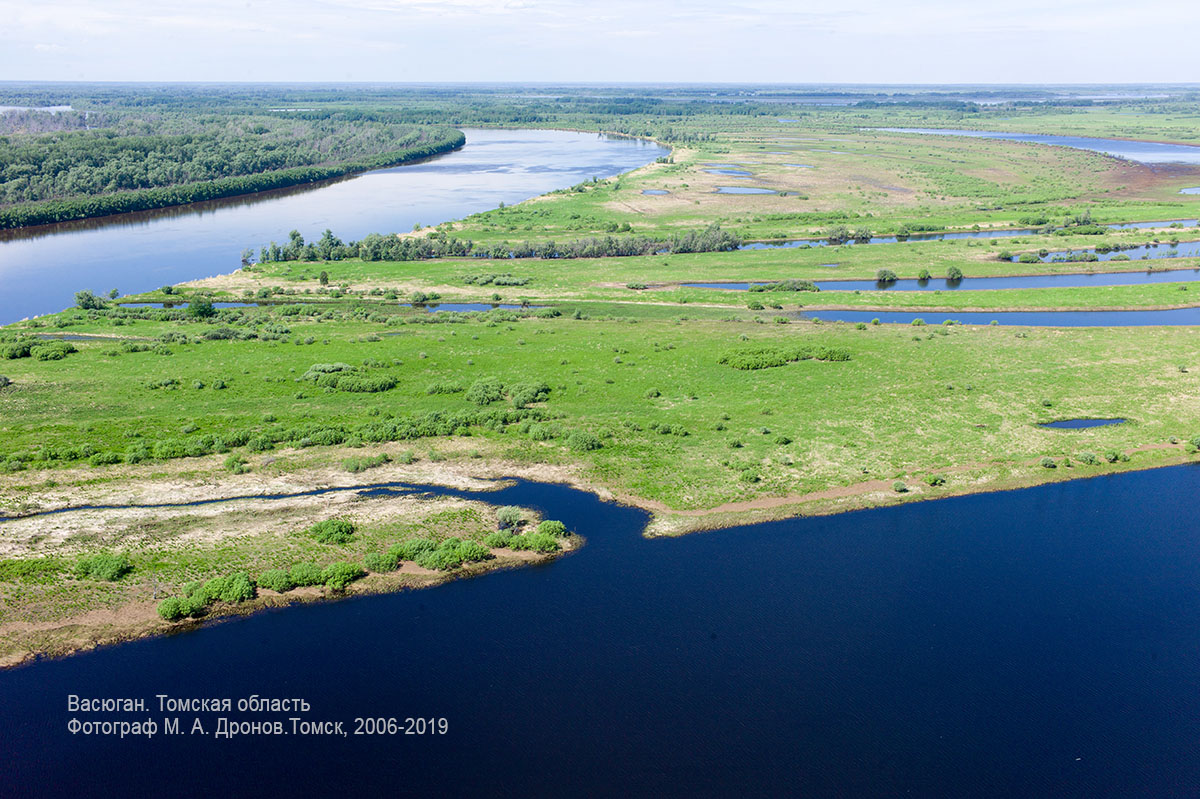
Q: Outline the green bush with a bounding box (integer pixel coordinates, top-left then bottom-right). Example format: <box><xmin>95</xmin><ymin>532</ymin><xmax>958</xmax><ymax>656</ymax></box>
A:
<box><xmin>309</xmin><ymin>518</ymin><xmax>355</xmax><ymax>545</ymax></box>
<box><xmin>1104</xmin><ymin>450</ymin><xmax>1120</xmax><ymax>463</ymax></box>
<box><xmin>565</xmin><ymin>431</ymin><xmax>602</xmax><ymax>451</ymax></box>
<box><xmin>1076</xmin><ymin>451</ymin><xmax>1099</xmax><ymax>466</ymax></box>
<box><xmin>510</xmin><ymin>532</ymin><xmax>560</xmax><ymax>553</ymax></box>
<box><xmin>363</xmin><ymin>551</ymin><xmax>400</xmax><ymax>573</ymax></box>
<box><xmin>31</xmin><ymin>341</ymin><xmax>77</xmax><ymax>361</ymax></box>
<box><xmin>288</xmin><ymin>562</ymin><xmax>325</xmax><ymax>587</ymax></box>
<box><xmin>946</xmin><ymin>265</ymin><xmax>964</xmax><ymax>280</ymax></box>
<box><xmin>893</xmin><ymin>481</ymin><xmax>908</xmax><ymax>493</ymax></box>
<box><xmin>179</xmin><ymin>594</ymin><xmax>208</xmax><ymax>618</ymax></box>
<box><xmin>157</xmin><ymin>597</ymin><xmax>185</xmax><ymax>621</ymax></box>
<box><xmin>198</xmin><ymin>572</ymin><xmax>257</xmax><ymax>603</ymax></box>
<box><xmin>876</xmin><ymin>269</ymin><xmax>897</xmax><ymax>282</ymax></box>
<box><xmin>321</xmin><ymin>562</ymin><xmax>366</xmax><ymax>590</ymax></box>
<box><xmin>466</xmin><ymin>377</ymin><xmax>505</xmax><ymax>405</ymax></box>
<box><xmin>258</xmin><ymin>569</ymin><xmax>295</xmax><ymax>593</ymax></box>
<box><xmin>496</xmin><ymin>506</ymin><xmax>523</xmax><ymax>529</ymax></box>
<box><xmin>1041</xmin><ymin>457</ymin><xmax>1057</xmax><ymax>469</ymax></box>
<box><xmin>536</xmin><ymin>520</ymin><xmax>568</xmax><ymax>537</ymax></box>
<box><xmin>483</xmin><ymin>531</ymin><xmax>513</xmax><ymax>548</ymax></box>
<box><xmin>74</xmin><ymin>553</ymin><xmax>133</xmax><ymax>581</ymax></box>
<box><xmin>924</xmin><ymin>475</ymin><xmax>946</xmax><ymax>486</ymax></box>
<box><xmin>342</xmin><ymin>453</ymin><xmax>389</xmax><ymax>473</ymax></box>
<box><xmin>389</xmin><ymin>537</ymin><xmax>437</xmax><ymax>561</ymax></box>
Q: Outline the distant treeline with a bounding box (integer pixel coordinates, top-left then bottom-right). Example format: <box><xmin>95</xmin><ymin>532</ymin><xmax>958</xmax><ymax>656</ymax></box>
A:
<box><xmin>258</xmin><ymin>224</ymin><xmax>741</xmax><ymax>263</ymax></box>
<box><xmin>0</xmin><ymin>125</ymin><xmax>463</xmax><ymax>229</ymax></box>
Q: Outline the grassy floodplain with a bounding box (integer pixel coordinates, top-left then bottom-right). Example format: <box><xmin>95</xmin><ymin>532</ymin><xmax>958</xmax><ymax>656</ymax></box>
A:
<box><xmin>6</xmin><ymin>87</ymin><xmax>1200</xmax><ymax>664</ymax></box>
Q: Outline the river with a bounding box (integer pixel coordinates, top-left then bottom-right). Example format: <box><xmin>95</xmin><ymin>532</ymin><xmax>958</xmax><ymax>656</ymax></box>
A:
<box><xmin>0</xmin><ymin>129</ymin><xmax>668</xmax><ymax>324</ymax></box>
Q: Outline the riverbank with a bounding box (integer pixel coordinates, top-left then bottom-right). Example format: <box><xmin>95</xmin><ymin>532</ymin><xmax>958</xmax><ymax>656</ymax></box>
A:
<box><xmin>0</xmin><ymin>462</ymin><xmax>579</xmax><ymax>668</ymax></box>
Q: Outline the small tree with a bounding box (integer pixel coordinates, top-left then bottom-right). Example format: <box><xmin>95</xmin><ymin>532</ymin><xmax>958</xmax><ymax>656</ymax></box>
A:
<box><xmin>74</xmin><ymin>290</ymin><xmax>106</xmax><ymax>310</ymax></box>
<box><xmin>187</xmin><ymin>297</ymin><xmax>216</xmax><ymax>319</ymax></box>
<box><xmin>946</xmin><ymin>266</ymin><xmax>964</xmax><ymax>281</ymax></box>
<box><xmin>319</xmin><ymin>271</ymin><xmax>329</xmax><ymax>286</ymax></box>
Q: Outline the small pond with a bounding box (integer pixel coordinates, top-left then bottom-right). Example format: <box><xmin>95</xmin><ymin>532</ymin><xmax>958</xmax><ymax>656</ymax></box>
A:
<box><xmin>715</xmin><ymin>186</ymin><xmax>776</xmax><ymax>195</ymax></box>
<box><xmin>1040</xmin><ymin>419</ymin><xmax>1127</xmax><ymax>429</ymax></box>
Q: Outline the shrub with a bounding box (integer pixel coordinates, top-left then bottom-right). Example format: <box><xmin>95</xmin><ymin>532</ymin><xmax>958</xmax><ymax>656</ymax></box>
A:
<box><xmin>509</xmin><ymin>381</ymin><xmax>550</xmax><ymax>409</ymax></box>
<box><xmin>1076</xmin><ymin>451</ymin><xmax>1099</xmax><ymax>466</ymax></box>
<box><xmin>565</xmin><ymin>431</ymin><xmax>602</xmax><ymax>451</ymax></box>
<box><xmin>288</xmin><ymin>562</ymin><xmax>325</xmax><ymax>587</ymax></box>
<box><xmin>74</xmin><ymin>553</ymin><xmax>133</xmax><ymax>581</ymax></box>
<box><xmin>484</xmin><ymin>531</ymin><xmax>513</xmax><ymax>548</ymax></box>
<box><xmin>496</xmin><ymin>506</ymin><xmax>523</xmax><ymax>529</ymax></box>
<box><xmin>1103</xmin><ymin>450</ymin><xmax>1121</xmax><ymax>463</ymax></box>
<box><xmin>309</xmin><ymin>518</ymin><xmax>355</xmax><ymax>545</ymax></box>
<box><xmin>157</xmin><ymin>597</ymin><xmax>185</xmax><ymax>621</ymax></box>
<box><xmin>216</xmin><ymin>572</ymin><xmax>256</xmax><ymax>603</ymax></box>
<box><xmin>74</xmin><ymin>290</ymin><xmax>107</xmax><ymax>310</ymax></box>
<box><xmin>536</xmin><ymin>519</ymin><xmax>568</xmax><ymax>537</ymax></box>
<box><xmin>342</xmin><ymin>453</ymin><xmax>389</xmax><ymax>473</ymax></box>
<box><xmin>0</xmin><ymin>375</ymin><xmax>9</xmax><ymax>388</ymax></box>
<box><xmin>1041</xmin><ymin>457</ymin><xmax>1057</xmax><ymax>469</ymax></box>
<box><xmin>517</xmin><ymin>532</ymin><xmax>560</xmax><ymax>553</ymax></box>
<box><xmin>876</xmin><ymin>269</ymin><xmax>898</xmax><ymax>282</ymax></box>
<box><xmin>455</xmin><ymin>540</ymin><xmax>492</xmax><ymax>563</ymax></box>
<box><xmin>31</xmin><ymin>341</ymin><xmax>77</xmax><ymax>361</ymax></box>
<box><xmin>946</xmin><ymin>265</ymin><xmax>964</xmax><ymax>280</ymax></box>
<box><xmin>466</xmin><ymin>377</ymin><xmax>505</xmax><ymax>405</ymax></box>
<box><xmin>187</xmin><ymin>297</ymin><xmax>216</xmax><ymax>319</ymax></box>
<box><xmin>258</xmin><ymin>569</ymin><xmax>295</xmax><ymax>593</ymax></box>
<box><xmin>893</xmin><ymin>481</ymin><xmax>908</xmax><ymax>493</ymax></box>
<box><xmin>363</xmin><ymin>551</ymin><xmax>400</xmax><ymax>573</ymax></box>
<box><xmin>321</xmin><ymin>562</ymin><xmax>366</xmax><ymax>590</ymax></box>
<box><xmin>917</xmin><ymin>269</ymin><xmax>931</xmax><ymax>280</ymax></box>
<box><xmin>389</xmin><ymin>537</ymin><xmax>437</xmax><ymax>561</ymax></box>
<box><xmin>924</xmin><ymin>475</ymin><xmax>946</xmax><ymax>486</ymax></box>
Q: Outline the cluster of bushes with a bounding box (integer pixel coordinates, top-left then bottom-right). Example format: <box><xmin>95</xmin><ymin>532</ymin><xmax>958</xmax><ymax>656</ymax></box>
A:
<box><xmin>1</xmin><ymin>406</ymin><xmax>557</xmax><ymax>471</ymax></box>
<box><xmin>718</xmin><ymin>343</ymin><xmax>852</xmax><ymax>370</ymax></box>
<box><xmin>75</xmin><ymin>553</ymin><xmax>132</xmax><ymax>581</ymax></box>
<box><xmin>466</xmin><ymin>377</ymin><xmax>551</xmax><ymax>409</ymax></box>
<box><xmin>302</xmin><ymin>363</ymin><xmax>397</xmax><ymax>393</ymax></box>
<box><xmin>157</xmin><ymin>571</ymin><xmax>256</xmax><ymax>621</ymax></box>
<box><xmin>309</xmin><ymin>518</ymin><xmax>356</xmax><ymax>545</ymax></box>
<box><xmin>382</xmin><ymin>537</ymin><xmax>492</xmax><ymax>571</ymax></box>
<box><xmin>342</xmin><ymin>453</ymin><xmax>389</xmax><ymax>473</ymax></box>
<box><xmin>748</xmin><ymin>279</ymin><xmax>819</xmax><ymax>293</ymax></box>
<box><xmin>462</xmin><ymin>273</ymin><xmax>530</xmax><ymax>286</ymax></box>
<box><xmin>2</xmin><ymin>339</ymin><xmax>77</xmax><ymax>361</ymax></box>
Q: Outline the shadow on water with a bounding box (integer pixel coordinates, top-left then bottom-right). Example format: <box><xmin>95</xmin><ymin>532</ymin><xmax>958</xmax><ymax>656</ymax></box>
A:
<box><xmin>4</xmin><ymin>467</ymin><xmax>1200</xmax><ymax>796</ymax></box>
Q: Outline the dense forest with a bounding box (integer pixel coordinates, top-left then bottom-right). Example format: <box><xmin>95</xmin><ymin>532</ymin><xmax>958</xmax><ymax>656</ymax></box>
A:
<box><xmin>0</xmin><ymin>112</ymin><xmax>464</xmax><ymax>228</ymax></box>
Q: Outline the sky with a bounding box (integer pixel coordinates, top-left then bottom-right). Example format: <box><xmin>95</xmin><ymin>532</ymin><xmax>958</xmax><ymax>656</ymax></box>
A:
<box><xmin>0</xmin><ymin>0</ymin><xmax>1196</xmax><ymax>84</ymax></box>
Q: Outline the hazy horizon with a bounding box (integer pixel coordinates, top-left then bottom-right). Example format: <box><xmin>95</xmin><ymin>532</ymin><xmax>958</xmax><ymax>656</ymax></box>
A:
<box><xmin>2</xmin><ymin>0</ymin><xmax>1197</xmax><ymax>85</ymax></box>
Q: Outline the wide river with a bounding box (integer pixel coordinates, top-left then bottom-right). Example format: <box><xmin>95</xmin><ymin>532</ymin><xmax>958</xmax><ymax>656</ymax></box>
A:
<box><xmin>3</xmin><ymin>467</ymin><xmax>1199</xmax><ymax>796</ymax></box>
<box><xmin>0</xmin><ymin>128</ymin><xmax>668</xmax><ymax>324</ymax></box>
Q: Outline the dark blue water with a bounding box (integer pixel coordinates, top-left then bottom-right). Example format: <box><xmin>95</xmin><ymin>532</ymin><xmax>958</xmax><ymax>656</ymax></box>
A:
<box><xmin>4</xmin><ymin>467</ymin><xmax>1200</xmax><ymax>797</ymax></box>
<box><xmin>1040</xmin><ymin>419</ymin><xmax>1127</xmax><ymax>429</ymax></box>
<box><xmin>796</xmin><ymin>307</ymin><xmax>1200</xmax><ymax>326</ymax></box>
<box><xmin>716</xmin><ymin>186</ymin><xmax>775</xmax><ymax>195</ymax></box>
<box><xmin>0</xmin><ymin>129</ymin><xmax>668</xmax><ymax>325</ymax></box>
<box><xmin>877</xmin><ymin>128</ymin><xmax>1200</xmax><ymax>164</ymax></box>
<box><xmin>685</xmin><ymin>268</ymin><xmax>1200</xmax><ymax>292</ymax></box>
